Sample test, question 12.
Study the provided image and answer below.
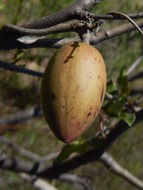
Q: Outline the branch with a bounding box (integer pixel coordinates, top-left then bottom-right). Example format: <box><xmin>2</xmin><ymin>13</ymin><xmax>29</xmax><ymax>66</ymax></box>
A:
<box><xmin>0</xmin><ymin>136</ymin><xmax>41</xmax><ymax>162</ymax></box>
<box><xmin>0</xmin><ymin>0</ymin><xmax>102</xmax><ymax>51</ymax></box>
<box><xmin>0</xmin><ymin>139</ymin><xmax>92</xmax><ymax>190</ymax></box>
<box><xmin>3</xmin><ymin>20</ymin><xmax>97</xmax><ymax>37</ymax></box>
<box><xmin>0</xmin><ymin>152</ymin><xmax>36</xmax><ymax>173</ymax></box>
<box><xmin>59</xmin><ymin>174</ymin><xmax>94</xmax><ymax>190</ymax></box>
<box><xmin>22</xmin><ymin>0</ymin><xmax>102</xmax><ymax>29</ymax></box>
<box><xmin>20</xmin><ymin>173</ymin><xmax>58</xmax><ymax>190</ymax></box>
<box><xmin>109</xmin><ymin>11</ymin><xmax>143</xmax><ymax>36</ymax></box>
<box><xmin>0</xmin><ymin>106</ymin><xmax>42</xmax><ymax>126</ymax></box>
<box><xmin>100</xmin><ymin>152</ymin><xmax>143</xmax><ymax>189</ymax></box>
<box><xmin>3</xmin><ymin>22</ymin><xmax>81</xmax><ymax>36</ymax></box>
<box><xmin>3</xmin><ymin>12</ymin><xmax>143</xmax><ymax>37</ymax></box>
<box><xmin>130</xmin><ymin>89</ymin><xmax>143</xmax><ymax>96</ymax></box>
<box><xmin>0</xmin><ymin>19</ymin><xmax>143</xmax><ymax>50</ymax></box>
<box><xmin>0</xmin><ymin>136</ymin><xmax>59</xmax><ymax>163</ymax></box>
<box><xmin>128</xmin><ymin>71</ymin><xmax>143</xmax><ymax>81</ymax></box>
<box><xmin>0</xmin><ymin>36</ymin><xmax>76</xmax><ymax>50</ymax></box>
<box><xmin>37</xmin><ymin>109</ymin><xmax>143</xmax><ymax>179</ymax></box>
<box><xmin>0</xmin><ymin>0</ymin><xmax>102</xmax><ymax>42</ymax></box>
<box><xmin>0</xmin><ymin>109</ymin><xmax>142</xmax><ymax>179</ymax></box>
<box><xmin>127</xmin><ymin>55</ymin><xmax>143</xmax><ymax>76</ymax></box>
<box><xmin>0</xmin><ymin>150</ymin><xmax>93</xmax><ymax>190</ymax></box>
<box><xmin>91</xmin><ymin>19</ymin><xmax>143</xmax><ymax>45</ymax></box>
<box><xmin>0</xmin><ymin>60</ymin><xmax>43</xmax><ymax>77</ymax></box>
<box><xmin>75</xmin><ymin>10</ymin><xmax>143</xmax><ymax>21</ymax></box>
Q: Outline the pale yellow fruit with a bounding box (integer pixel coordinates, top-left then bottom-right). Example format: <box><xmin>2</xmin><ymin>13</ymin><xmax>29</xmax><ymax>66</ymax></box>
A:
<box><xmin>41</xmin><ymin>42</ymin><xmax>106</xmax><ymax>143</ymax></box>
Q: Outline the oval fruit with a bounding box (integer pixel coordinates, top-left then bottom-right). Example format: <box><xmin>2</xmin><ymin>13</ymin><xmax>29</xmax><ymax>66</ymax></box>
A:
<box><xmin>41</xmin><ymin>42</ymin><xmax>106</xmax><ymax>143</ymax></box>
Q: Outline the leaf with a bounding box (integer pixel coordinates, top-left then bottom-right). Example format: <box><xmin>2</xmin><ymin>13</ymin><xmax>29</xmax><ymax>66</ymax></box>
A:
<box><xmin>13</xmin><ymin>49</ymin><xmax>24</xmax><ymax>64</ymax></box>
<box><xmin>104</xmin><ymin>96</ymin><xmax>127</xmax><ymax>117</ymax></box>
<box><xmin>107</xmin><ymin>79</ymin><xmax>117</xmax><ymax>94</ymax></box>
<box><xmin>120</xmin><ymin>112</ymin><xmax>136</xmax><ymax>126</ymax></box>
<box><xmin>54</xmin><ymin>141</ymin><xmax>88</xmax><ymax>164</ymax></box>
<box><xmin>118</xmin><ymin>67</ymin><xmax>129</xmax><ymax>96</ymax></box>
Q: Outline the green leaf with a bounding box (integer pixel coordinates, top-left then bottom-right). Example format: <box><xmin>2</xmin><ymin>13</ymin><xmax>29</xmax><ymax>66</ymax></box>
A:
<box><xmin>13</xmin><ymin>49</ymin><xmax>24</xmax><ymax>64</ymax></box>
<box><xmin>104</xmin><ymin>96</ymin><xmax>127</xmax><ymax>117</ymax></box>
<box><xmin>118</xmin><ymin>67</ymin><xmax>129</xmax><ymax>96</ymax></box>
<box><xmin>120</xmin><ymin>112</ymin><xmax>136</xmax><ymax>126</ymax></box>
<box><xmin>107</xmin><ymin>79</ymin><xmax>117</xmax><ymax>94</ymax></box>
<box><xmin>54</xmin><ymin>141</ymin><xmax>88</xmax><ymax>164</ymax></box>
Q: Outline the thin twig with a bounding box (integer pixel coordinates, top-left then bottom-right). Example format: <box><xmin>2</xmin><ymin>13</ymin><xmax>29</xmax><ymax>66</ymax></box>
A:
<box><xmin>128</xmin><ymin>71</ymin><xmax>143</xmax><ymax>81</ymax></box>
<box><xmin>91</xmin><ymin>19</ymin><xmax>143</xmax><ymax>45</ymax></box>
<box><xmin>22</xmin><ymin>172</ymin><xmax>93</xmax><ymax>190</ymax></box>
<box><xmin>130</xmin><ymin>89</ymin><xmax>143</xmax><ymax>96</ymax></box>
<box><xmin>3</xmin><ymin>21</ymin><xmax>93</xmax><ymax>36</ymax></box>
<box><xmin>75</xmin><ymin>10</ymin><xmax>143</xmax><ymax>21</ymax></box>
<box><xmin>109</xmin><ymin>11</ymin><xmax>143</xmax><ymax>37</ymax></box>
<box><xmin>127</xmin><ymin>55</ymin><xmax>143</xmax><ymax>75</ymax></box>
<box><xmin>59</xmin><ymin>174</ymin><xmax>94</xmax><ymax>190</ymax></box>
<box><xmin>0</xmin><ymin>60</ymin><xmax>43</xmax><ymax>77</ymax></box>
<box><xmin>0</xmin><ymin>136</ymin><xmax>58</xmax><ymax>163</ymax></box>
<box><xmin>0</xmin><ymin>107</ymin><xmax>42</xmax><ymax>126</ymax></box>
<box><xmin>100</xmin><ymin>152</ymin><xmax>143</xmax><ymax>189</ymax></box>
<box><xmin>3</xmin><ymin>22</ymin><xmax>77</xmax><ymax>36</ymax></box>
<box><xmin>20</xmin><ymin>173</ymin><xmax>58</xmax><ymax>190</ymax></box>
<box><xmin>0</xmin><ymin>136</ymin><xmax>41</xmax><ymax>162</ymax></box>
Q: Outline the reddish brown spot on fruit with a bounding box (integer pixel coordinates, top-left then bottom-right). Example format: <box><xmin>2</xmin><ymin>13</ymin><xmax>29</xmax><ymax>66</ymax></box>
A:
<box><xmin>87</xmin><ymin>112</ymin><xmax>92</xmax><ymax>117</ymax></box>
<box><xmin>93</xmin><ymin>111</ymin><xmax>97</xmax><ymax>117</ymax></box>
<box><xmin>78</xmin><ymin>126</ymin><xmax>82</xmax><ymax>130</ymax></box>
<box><xmin>70</xmin><ymin>107</ymin><xmax>74</xmax><ymax>111</ymax></box>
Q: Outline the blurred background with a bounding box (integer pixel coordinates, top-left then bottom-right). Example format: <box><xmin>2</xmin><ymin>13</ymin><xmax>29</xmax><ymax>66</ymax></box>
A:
<box><xmin>0</xmin><ymin>0</ymin><xmax>143</xmax><ymax>189</ymax></box>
